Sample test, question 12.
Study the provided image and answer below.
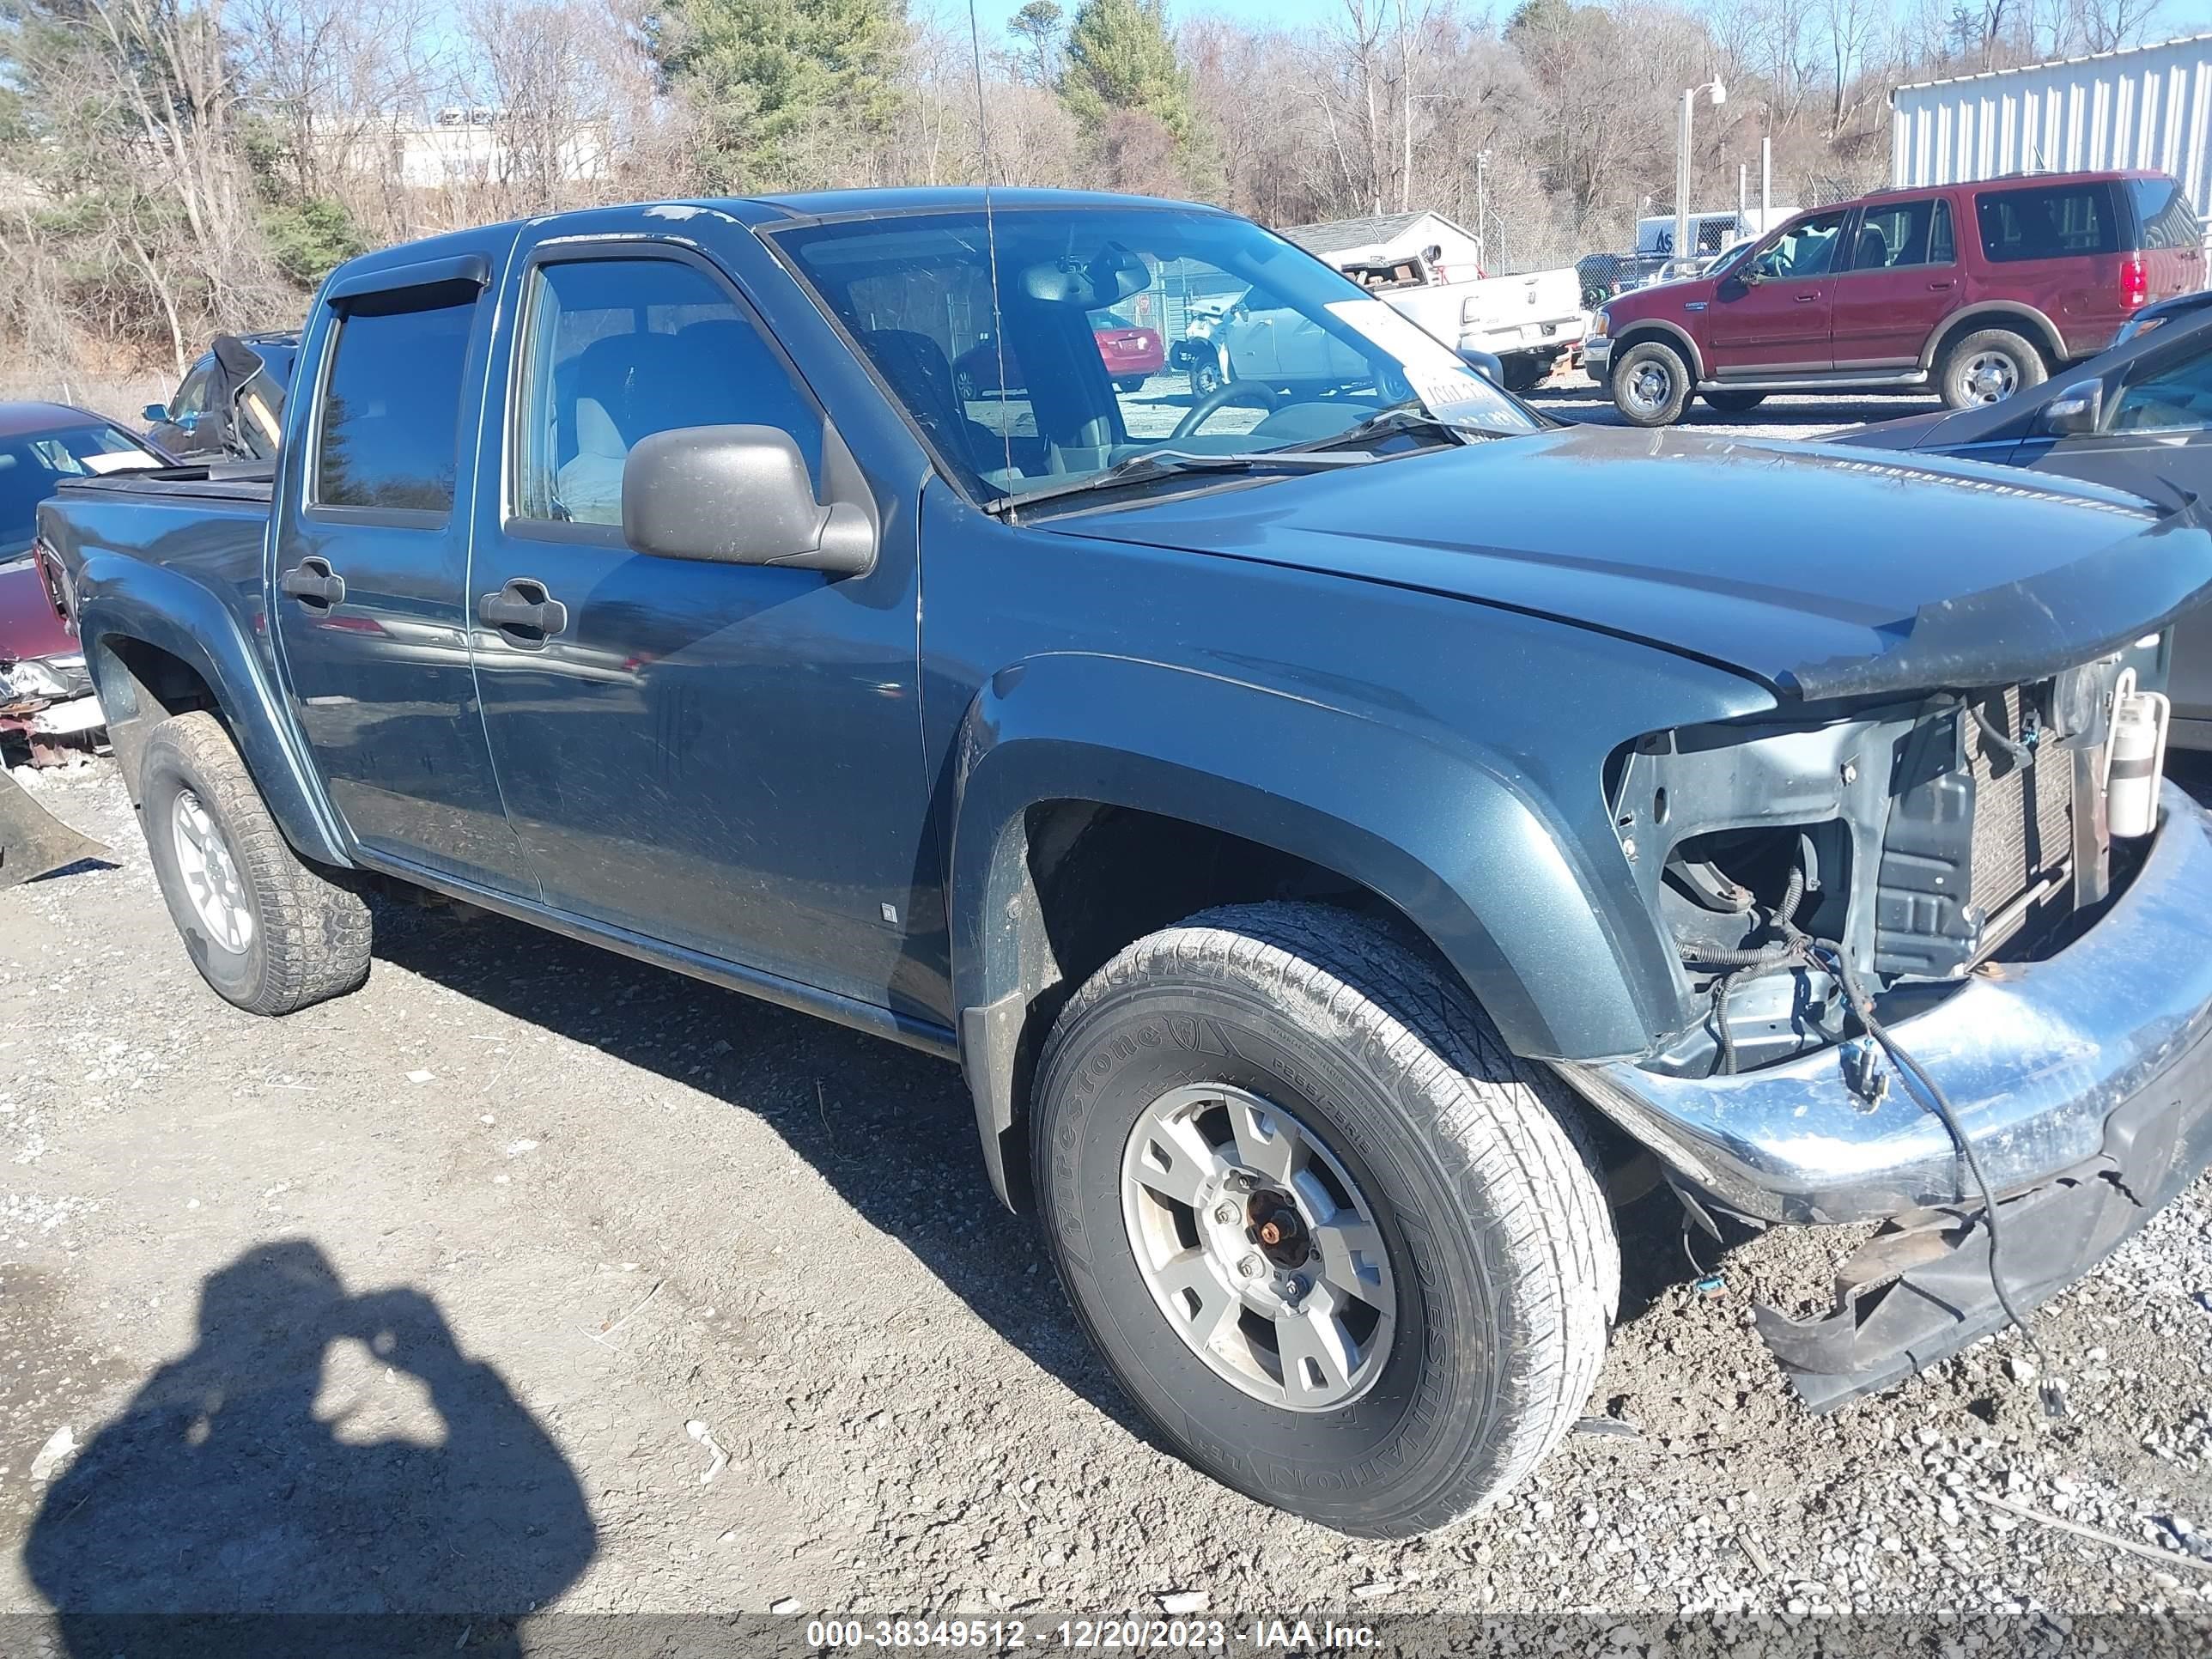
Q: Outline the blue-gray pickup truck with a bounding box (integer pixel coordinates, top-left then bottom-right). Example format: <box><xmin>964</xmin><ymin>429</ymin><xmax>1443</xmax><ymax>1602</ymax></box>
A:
<box><xmin>33</xmin><ymin>188</ymin><xmax>2212</xmax><ymax>1538</ymax></box>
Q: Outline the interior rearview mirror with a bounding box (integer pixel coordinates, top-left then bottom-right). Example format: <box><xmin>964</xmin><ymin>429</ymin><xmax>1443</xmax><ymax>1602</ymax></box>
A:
<box><xmin>2041</xmin><ymin>378</ymin><xmax>2104</xmax><ymax>438</ymax></box>
<box><xmin>1019</xmin><ymin>241</ymin><xmax>1151</xmax><ymax>307</ymax></box>
<box><xmin>621</xmin><ymin>424</ymin><xmax>877</xmax><ymax>577</ymax></box>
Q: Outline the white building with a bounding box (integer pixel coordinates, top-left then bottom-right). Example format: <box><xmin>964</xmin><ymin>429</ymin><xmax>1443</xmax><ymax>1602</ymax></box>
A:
<box><xmin>1891</xmin><ymin>33</ymin><xmax>2212</xmax><ymax>222</ymax></box>
<box><xmin>331</xmin><ymin>107</ymin><xmax>612</xmax><ymax>190</ymax></box>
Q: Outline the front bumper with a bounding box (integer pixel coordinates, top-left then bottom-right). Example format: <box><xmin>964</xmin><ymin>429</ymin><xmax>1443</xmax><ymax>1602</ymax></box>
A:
<box><xmin>1557</xmin><ymin>783</ymin><xmax>2212</xmax><ymax>1227</ymax></box>
<box><xmin>1581</xmin><ymin>337</ymin><xmax>1611</xmax><ymax>377</ymax></box>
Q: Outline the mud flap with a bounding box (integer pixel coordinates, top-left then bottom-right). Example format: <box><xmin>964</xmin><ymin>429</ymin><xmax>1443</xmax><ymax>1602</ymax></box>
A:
<box><xmin>0</xmin><ymin>772</ymin><xmax>108</xmax><ymax>889</ymax></box>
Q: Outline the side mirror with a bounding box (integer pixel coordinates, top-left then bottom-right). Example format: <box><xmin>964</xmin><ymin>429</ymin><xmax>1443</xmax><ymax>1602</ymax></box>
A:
<box><xmin>142</xmin><ymin>403</ymin><xmax>170</xmax><ymax>424</ymax></box>
<box><xmin>2041</xmin><ymin>378</ymin><xmax>2104</xmax><ymax>437</ymax></box>
<box><xmin>1738</xmin><ymin>269</ymin><xmax>1766</xmax><ymax>287</ymax></box>
<box><xmin>1459</xmin><ymin>347</ymin><xmax>1504</xmax><ymax>384</ymax></box>
<box><xmin>621</xmin><ymin>424</ymin><xmax>876</xmax><ymax>577</ymax></box>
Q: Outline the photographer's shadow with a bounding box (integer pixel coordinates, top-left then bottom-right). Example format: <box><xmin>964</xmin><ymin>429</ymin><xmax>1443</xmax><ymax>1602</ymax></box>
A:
<box><xmin>24</xmin><ymin>1239</ymin><xmax>594</xmax><ymax>1656</ymax></box>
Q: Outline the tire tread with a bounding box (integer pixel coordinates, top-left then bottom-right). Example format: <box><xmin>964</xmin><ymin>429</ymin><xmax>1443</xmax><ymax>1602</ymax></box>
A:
<box><xmin>1039</xmin><ymin>900</ymin><xmax>1618</xmax><ymax>1536</ymax></box>
<box><xmin>143</xmin><ymin>711</ymin><xmax>371</xmax><ymax>1016</ymax></box>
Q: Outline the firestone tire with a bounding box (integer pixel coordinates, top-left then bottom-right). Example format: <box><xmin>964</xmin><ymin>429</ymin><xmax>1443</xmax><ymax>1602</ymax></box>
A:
<box><xmin>1033</xmin><ymin>902</ymin><xmax>1618</xmax><ymax>1538</ymax></box>
<box><xmin>1610</xmin><ymin>340</ymin><xmax>1692</xmax><ymax>427</ymax></box>
<box><xmin>1938</xmin><ymin>328</ymin><xmax>2047</xmax><ymax>410</ymax></box>
<box><xmin>138</xmin><ymin>710</ymin><xmax>371</xmax><ymax>1015</ymax></box>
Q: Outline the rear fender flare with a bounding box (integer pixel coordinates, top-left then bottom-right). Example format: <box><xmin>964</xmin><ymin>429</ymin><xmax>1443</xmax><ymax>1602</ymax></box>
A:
<box><xmin>1923</xmin><ymin>303</ymin><xmax>2066</xmax><ymax>371</ymax></box>
<box><xmin>75</xmin><ymin>554</ymin><xmax>348</xmax><ymax>866</ymax></box>
<box><xmin>948</xmin><ymin>653</ymin><xmax>1653</xmax><ymax>1200</ymax></box>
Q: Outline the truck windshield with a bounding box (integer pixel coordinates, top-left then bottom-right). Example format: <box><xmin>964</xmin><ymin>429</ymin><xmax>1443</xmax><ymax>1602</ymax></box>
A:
<box><xmin>771</xmin><ymin>205</ymin><xmax>1535</xmax><ymax>507</ymax></box>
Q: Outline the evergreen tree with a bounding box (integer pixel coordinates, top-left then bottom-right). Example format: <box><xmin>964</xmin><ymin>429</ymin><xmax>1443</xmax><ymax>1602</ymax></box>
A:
<box><xmin>652</xmin><ymin>0</ymin><xmax>909</xmax><ymax>191</ymax></box>
<box><xmin>1060</xmin><ymin>0</ymin><xmax>1192</xmax><ymax>145</ymax></box>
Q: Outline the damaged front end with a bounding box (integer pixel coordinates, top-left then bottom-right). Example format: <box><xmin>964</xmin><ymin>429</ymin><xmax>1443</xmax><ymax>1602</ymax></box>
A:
<box><xmin>1556</xmin><ymin>641</ymin><xmax>2212</xmax><ymax>1407</ymax></box>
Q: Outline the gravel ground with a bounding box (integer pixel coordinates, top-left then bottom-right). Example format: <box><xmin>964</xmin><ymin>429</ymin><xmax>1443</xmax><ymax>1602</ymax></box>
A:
<box><xmin>3</xmin><ymin>606</ymin><xmax>2212</xmax><ymax>1641</ymax></box>
<box><xmin>1521</xmin><ymin>368</ymin><xmax>1945</xmax><ymax>439</ymax></box>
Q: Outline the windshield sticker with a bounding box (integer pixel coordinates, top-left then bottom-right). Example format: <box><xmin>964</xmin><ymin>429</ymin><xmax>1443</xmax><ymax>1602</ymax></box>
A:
<box><xmin>1323</xmin><ymin>299</ymin><xmax>1496</xmax><ymax>416</ymax></box>
<box><xmin>81</xmin><ymin>450</ymin><xmax>162</xmax><ymax>474</ymax></box>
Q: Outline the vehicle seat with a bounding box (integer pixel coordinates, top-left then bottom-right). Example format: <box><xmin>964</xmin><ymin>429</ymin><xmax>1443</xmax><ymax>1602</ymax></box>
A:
<box><xmin>861</xmin><ymin>328</ymin><xmax>1010</xmax><ymax>477</ymax></box>
<box><xmin>1852</xmin><ymin>224</ymin><xmax>1891</xmax><ymax>269</ymax></box>
<box><xmin>559</xmin><ymin>331</ymin><xmax>698</xmax><ymax>524</ymax></box>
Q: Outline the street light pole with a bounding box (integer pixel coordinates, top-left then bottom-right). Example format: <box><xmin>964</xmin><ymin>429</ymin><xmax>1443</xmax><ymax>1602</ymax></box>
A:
<box><xmin>1674</xmin><ymin>78</ymin><xmax>1725</xmax><ymax>275</ymax></box>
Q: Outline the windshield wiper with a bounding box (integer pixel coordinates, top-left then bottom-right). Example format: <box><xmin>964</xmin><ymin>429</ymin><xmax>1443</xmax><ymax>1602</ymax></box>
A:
<box><xmin>1281</xmin><ymin>401</ymin><xmax>1498</xmax><ymax>454</ymax></box>
<box><xmin>985</xmin><ymin>447</ymin><xmax>1378</xmax><ymax>516</ymax></box>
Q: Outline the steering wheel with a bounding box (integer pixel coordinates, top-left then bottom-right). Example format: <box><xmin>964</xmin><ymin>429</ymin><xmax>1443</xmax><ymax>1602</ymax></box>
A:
<box><xmin>1172</xmin><ymin>380</ymin><xmax>1282</xmax><ymax>441</ymax></box>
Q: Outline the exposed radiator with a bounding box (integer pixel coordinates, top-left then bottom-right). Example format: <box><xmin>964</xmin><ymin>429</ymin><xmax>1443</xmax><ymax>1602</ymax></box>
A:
<box><xmin>1875</xmin><ymin>684</ymin><xmax>2076</xmax><ymax>980</ymax></box>
<box><xmin>1965</xmin><ymin>687</ymin><xmax>2074</xmax><ymax>939</ymax></box>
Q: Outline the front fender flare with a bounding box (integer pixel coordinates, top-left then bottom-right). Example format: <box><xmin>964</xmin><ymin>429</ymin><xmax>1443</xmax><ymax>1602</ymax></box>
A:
<box><xmin>948</xmin><ymin>653</ymin><xmax>1656</xmax><ymax>1201</ymax></box>
<box><xmin>76</xmin><ymin>555</ymin><xmax>348</xmax><ymax>866</ymax></box>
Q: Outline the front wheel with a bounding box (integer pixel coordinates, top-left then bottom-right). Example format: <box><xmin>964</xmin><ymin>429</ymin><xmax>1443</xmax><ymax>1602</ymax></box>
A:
<box><xmin>139</xmin><ymin>710</ymin><xmax>371</xmax><ymax>1014</ymax></box>
<box><xmin>1033</xmin><ymin>902</ymin><xmax>1617</xmax><ymax>1537</ymax></box>
<box><xmin>1188</xmin><ymin>360</ymin><xmax>1224</xmax><ymax>398</ymax></box>
<box><xmin>1610</xmin><ymin>340</ymin><xmax>1692</xmax><ymax>427</ymax></box>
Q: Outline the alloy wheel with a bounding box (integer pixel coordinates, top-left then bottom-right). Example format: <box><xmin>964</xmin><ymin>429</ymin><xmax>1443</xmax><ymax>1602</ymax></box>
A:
<box><xmin>1120</xmin><ymin>1082</ymin><xmax>1396</xmax><ymax>1412</ymax></box>
<box><xmin>170</xmin><ymin>787</ymin><xmax>253</xmax><ymax>952</ymax></box>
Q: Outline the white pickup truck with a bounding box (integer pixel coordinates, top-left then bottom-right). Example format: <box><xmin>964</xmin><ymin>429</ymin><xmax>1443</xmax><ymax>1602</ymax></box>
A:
<box><xmin>1336</xmin><ymin>252</ymin><xmax>1583</xmax><ymax>393</ymax></box>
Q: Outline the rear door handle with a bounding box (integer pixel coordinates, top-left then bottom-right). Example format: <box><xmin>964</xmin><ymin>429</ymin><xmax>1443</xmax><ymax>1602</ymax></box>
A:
<box><xmin>1928</xmin><ymin>279</ymin><xmax>1954</xmax><ymax>290</ymax></box>
<box><xmin>279</xmin><ymin>556</ymin><xmax>344</xmax><ymax>609</ymax></box>
<box><xmin>1794</xmin><ymin>291</ymin><xmax>1820</xmax><ymax>302</ymax></box>
<box><xmin>478</xmin><ymin>577</ymin><xmax>568</xmax><ymax>646</ymax></box>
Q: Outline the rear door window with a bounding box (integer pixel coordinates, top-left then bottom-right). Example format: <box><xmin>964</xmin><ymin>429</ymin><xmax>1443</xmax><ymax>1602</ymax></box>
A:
<box><xmin>1975</xmin><ymin>182</ymin><xmax>2119</xmax><ymax>263</ymax></box>
<box><xmin>1846</xmin><ymin>199</ymin><xmax>1952</xmax><ymax>270</ymax></box>
<box><xmin>2126</xmin><ymin>176</ymin><xmax>2203</xmax><ymax>251</ymax></box>
<box><xmin>313</xmin><ymin>285</ymin><xmax>479</xmax><ymax>515</ymax></box>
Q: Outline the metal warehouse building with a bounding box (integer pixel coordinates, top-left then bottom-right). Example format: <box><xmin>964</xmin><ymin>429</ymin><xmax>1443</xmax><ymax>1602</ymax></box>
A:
<box><xmin>1891</xmin><ymin>33</ymin><xmax>2212</xmax><ymax>222</ymax></box>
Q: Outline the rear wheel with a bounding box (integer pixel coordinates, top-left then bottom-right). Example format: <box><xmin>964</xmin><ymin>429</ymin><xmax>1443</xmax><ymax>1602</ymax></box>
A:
<box><xmin>1033</xmin><ymin>902</ymin><xmax>1617</xmax><ymax>1537</ymax></box>
<box><xmin>1938</xmin><ymin>327</ymin><xmax>2047</xmax><ymax>409</ymax></box>
<box><xmin>139</xmin><ymin>711</ymin><xmax>371</xmax><ymax>1015</ymax></box>
<box><xmin>1701</xmin><ymin>388</ymin><xmax>1768</xmax><ymax>414</ymax></box>
<box><xmin>1115</xmin><ymin>375</ymin><xmax>1147</xmax><ymax>393</ymax></box>
<box><xmin>1501</xmin><ymin>356</ymin><xmax>1548</xmax><ymax>395</ymax></box>
<box><xmin>1610</xmin><ymin>340</ymin><xmax>1692</xmax><ymax>427</ymax></box>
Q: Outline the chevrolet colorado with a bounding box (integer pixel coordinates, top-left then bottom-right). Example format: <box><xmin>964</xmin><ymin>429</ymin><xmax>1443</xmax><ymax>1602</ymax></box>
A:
<box><xmin>33</xmin><ymin>189</ymin><xmax>2212</xmax><ymax>1538</ymax></box>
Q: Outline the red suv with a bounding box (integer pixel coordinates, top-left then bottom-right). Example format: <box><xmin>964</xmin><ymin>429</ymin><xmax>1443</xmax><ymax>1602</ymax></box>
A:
<box><xmin>1584</xmin><ymin>169</ymin><xmax>2205</xmax><ymax>426</ymax></box>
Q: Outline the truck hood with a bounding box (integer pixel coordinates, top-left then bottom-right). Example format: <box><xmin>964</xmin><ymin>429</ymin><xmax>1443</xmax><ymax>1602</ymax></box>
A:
<box><xmin>1049</xmin><ymin>424</ymin><xmax>2212</xmax><ymax>702</ymax></box>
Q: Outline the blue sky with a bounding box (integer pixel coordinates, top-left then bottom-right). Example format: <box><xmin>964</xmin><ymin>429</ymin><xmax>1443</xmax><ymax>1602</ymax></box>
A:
<box><xmin>1164</xmin><ymin>0</ymin><xmax>2212</xmax><ymax>35</ymax></box>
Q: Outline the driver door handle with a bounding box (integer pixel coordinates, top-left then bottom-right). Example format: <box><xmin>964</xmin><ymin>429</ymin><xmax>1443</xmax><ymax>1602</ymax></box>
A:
<box><xmin>1794</xmin><ymin>290</ymin><xmax>1820</xmax><ymax>302</ymax></box>
<box><xmin>478</xmin><ymin>577</ymin><xmax>568</xmax><ymax>645</ymax></box>
<box><xmin>279</xmin><ymin>556</ymin><xmax>344</xmax><ymax>609</ymax></box>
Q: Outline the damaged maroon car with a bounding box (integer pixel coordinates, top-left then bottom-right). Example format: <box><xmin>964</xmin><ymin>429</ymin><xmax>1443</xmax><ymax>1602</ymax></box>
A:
<box><xmin>0</xmin><ymin>404</ymin><xmax>164</xmax><ymax>766</ymax></box>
